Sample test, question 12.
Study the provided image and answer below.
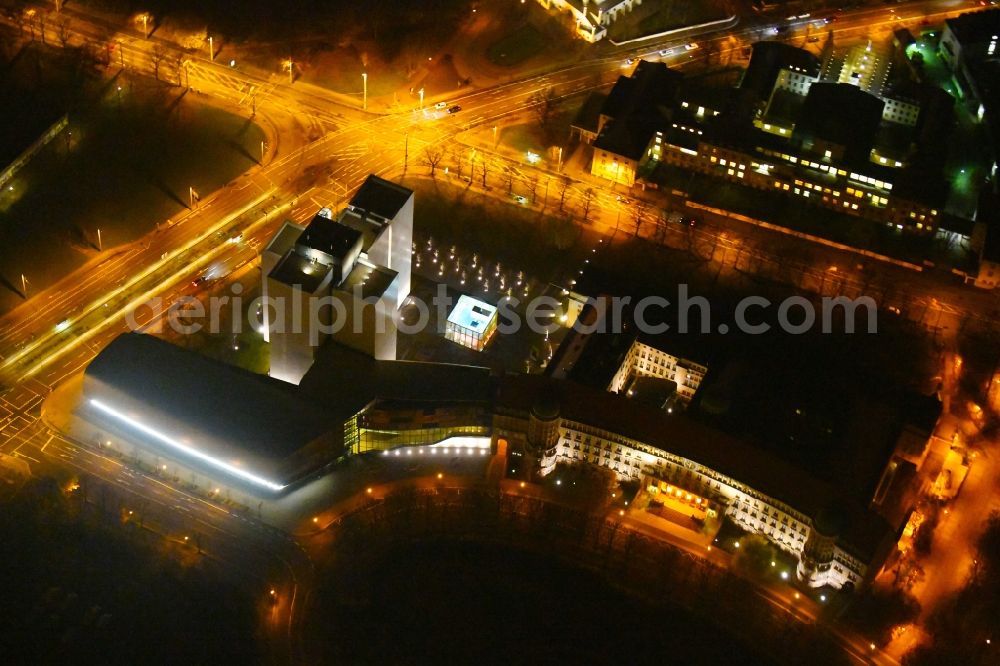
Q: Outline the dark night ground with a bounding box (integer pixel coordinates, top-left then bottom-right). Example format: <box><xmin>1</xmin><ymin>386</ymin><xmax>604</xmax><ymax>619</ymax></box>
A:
<box><xmin>306</xmin><ymin>539</ymin><xmax>775</xmax><ymax>665</ymax></box>
<box><xmin>0</xmin><ymin>478</ymin><xmax>257</xmax><ymax>664</ymax></box>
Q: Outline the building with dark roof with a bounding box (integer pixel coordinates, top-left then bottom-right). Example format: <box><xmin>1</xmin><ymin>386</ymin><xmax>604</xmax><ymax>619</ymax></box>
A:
<box><xmin>570</xmin><ymin>91</ymin><xmax>607</xmax><ymax>143</ymax></box>
<box><xmin>493</xmin><ymin>372</ymin><xmax>900</xmax><ymax>590</ymax></box>
<box><xmin>80</xmin><ymin>333</ymin><xmax>493</xmax><ymax>495</ymax></box>
<box><xmin>741</xmin><ymin>41</ymin><xmax>821</xmax><ymax>108</ymax></box>
<box><xmin>938</xmin><ymin>9</ymin><xmax>1000</xmax><ymax>288</ymax></box>
<box><xmin>75</xmin><ymin>325</ymin><xmax>924</xmax><ymax>591</ymax></box>
<box><xmin>793</xmin><ymin>83</ymin><xmax>885</xmax><ymax>166</ymax></box>
<box><xmin>590</xmin><ymin>61</ymin><xmax>683</xmax><ymax>186</ymax></box>
<box><xmin>82</xmin><ymin>334</ymin><xmax>349</xmax><ymax>495</ymax></box>
<box><xmin>262</xmin><ymin>175</ymin><xmax>413</xmax><ymax>383</ymax></box>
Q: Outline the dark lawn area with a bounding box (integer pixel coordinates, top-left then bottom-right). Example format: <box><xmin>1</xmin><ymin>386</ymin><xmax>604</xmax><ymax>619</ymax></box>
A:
<box><xmin>487</xmin><ymin>23</ymin><xmax>546</xmax><ymax>67</ymax></box>
<box><xmin>0</xmin><ymin>477</ymin><xmax>258</xmax><ymax>663</ymax></box>
<box><xmin>307</xmin><ymin>538</ymin><xmax>772</xmax><ymax>664</ymax></box>
<box><xmin>0</xmin><ymin>65</ymin><xmax>263</xmax><ymax>315</ymax></box>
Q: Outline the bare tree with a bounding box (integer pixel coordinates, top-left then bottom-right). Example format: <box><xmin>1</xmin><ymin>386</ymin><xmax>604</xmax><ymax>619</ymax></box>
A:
<box><xmin>37</xmin><ymin>10</ymin><xmax>47</xmax><ymax>45</ymax></box>
<box><xmin>525</xmin><ymin>175</ymin><xmax>539</xmax><ymax>204</ymax></box>
<box><xmin>503</xmin><ymin>168</ymin><xmax>515</xmax><ymax>195</ymax></box>
<box><xmin>581</xmin><ymin>188</ymin><xmax>595</xmax><ymax>221</ymax></box>
<box><xmin>480</xmin><ymin>159</ymin><xmax>489</xmax><ymax>188</ymax></box>
<box><xmin>632</xmin><ymin>201</ymin><xmax>648</xmax><ymax>237</ymax></box>
<box><xmin>530</xmin><ymin>87</ymin><xmax>559</xmax><ymax>140</ymax></box>
<box><xmin>151</xmin><ymin>45</ymin><xmax>165</xmax><ymax>81</ymax></box>
<box><xmin>451</xmin><ymin>147</ymin><xmax>464</xmax><ymax>180</ymax></box>
<box><xmin>55</xmin><ymin>16</ymin><xmax>70</xmax><ymax>49</ymax></box>
<box><xmin>557</xmin><ymin>175</ymin><xmax>571</xmax><ymax>212</ymax></box>
<box><xmin>422</xmin><ymin>145</ymin><xmax>445</xmax><ymax>178</ymax></box>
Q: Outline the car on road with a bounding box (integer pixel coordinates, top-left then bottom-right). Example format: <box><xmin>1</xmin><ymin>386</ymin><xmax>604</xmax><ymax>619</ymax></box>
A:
<box><xmin>684</xmin><ymin>42</ymin><xmax>699</xmax><ymax>51</ymax></box>
<box><xmin>807</xmin><ymin>36</ymin><xmax>820</xmax><ymax>42</ymax></box>
<box><xmin>624</xmin><ymin>57</ymin><xmax>635</xmax><ymax>66</ymax></box>
<box><xmin>513</xmin><ymin>194</ymin><xmax>528</xmax><ymax>205</ymax></box>
<box><xmin>659</xmin><ymin>48</ymin><xmax>673</xmax><ymax>57</ymax></box>
<box><xmin>447</xmin><ymin>105</ymin><xmax>461</xmax><ymax>114</ymax></box>
<box><xmin>434</xmin><ymin>101</ymin><xmax>448</xmax><ymax>110</ymax></box>
<box><xmin>616</xmin><ymin>195</ymin><xmax>631</xmax><ymax>204</ymax></box>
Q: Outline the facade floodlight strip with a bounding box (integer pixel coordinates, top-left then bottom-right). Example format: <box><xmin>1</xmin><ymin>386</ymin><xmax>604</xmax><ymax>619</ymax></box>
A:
<box><xmin>89</xmin><ymin>399</ymin><xmax>286</xmax><ymax>493</ymax></box>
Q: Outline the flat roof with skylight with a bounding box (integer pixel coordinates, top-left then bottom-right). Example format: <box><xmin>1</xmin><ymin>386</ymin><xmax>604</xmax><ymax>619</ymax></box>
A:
<box><xmin>446</xmin><ymin>295</ymin><xmax>499</xmax><ymax>352</ymax></box>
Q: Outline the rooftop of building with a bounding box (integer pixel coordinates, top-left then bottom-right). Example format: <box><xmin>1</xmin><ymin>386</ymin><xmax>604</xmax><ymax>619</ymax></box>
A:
<box><xmin>300</xmin><ymin>340</ymin><xmax>495</xmax><ymax>406</ymax></box>
<box><xmin>945</xmin><ymin>7</ymin><xmax>1000</xmax><ymax>46</ymax></box>
<box><xmin>336</xmin><ymin>207</ymin><xmax>387</xmax><ymax>250</ymax></box>
<box><xmin>447</xmin><ymin>295</ymin><xmax>498</xmax><ymax>333</ymax></box>
<box><xmin>80</xmin><ymin>334</ymin><xmax>496</xmax><ymax>487</ymax></box>
<box><xmin>571</xmin><ymin>91</ymin><xmax>607</xmax><ymax>135</ymax></box>
<box><xmin>348</xmin><ymin>174</ymin><xmax>413</xmax><ymax>222</ymax></box>
<box><xmin>268</xmin><ymin>251</ymin><xmax>331</xmax><ymax>293</ymax></box>
<box><xmin>978</xmin><ymin>190</ymin><xmax>1000</xmax><ymax>263</ymax></box>
<box><xmin>337</xmin><ymin>259</ymin><xmax>397</xmax><ymax>299</ymax></box>
<box><xmin>298</xmin><ymin>214</ymin><xmax>363</xmax><ymax>260</ymax></box>
<box><xmin>626</xmin><ymin>375</ymin><xmax>677</xmax><ymax>409</ymax></box>
<box><xmin>893</xmin><ymin>27</ymin><xmax>916</xmax><ymax>48</ymax></box>
<box><xmin>595</xmin><ymin>61</ymin><xmax>683</xmax><ymax>160</ymax></box>
<box><xmin>264</xmin><ymin>221</ymin><xmax>305</xmax><ymax>257</ymax></box>
<box><xmin>82</xmin><ymin>333</ymin><xmax>347</xmax><ymax>485</ymax></box>
<box><xmin>741</xmin><ymin>41</ymin><xmax>821</xmax><ymax>100</ymax></box>
<box><xmin>794</xmin><ymin>83</ymin><xmax>885</xmax><ymax>163</ymax></box>
<box><xmin>689</xmin><ymin>331</ymin><xmax>941</xmax><ymax>513</ymax></box>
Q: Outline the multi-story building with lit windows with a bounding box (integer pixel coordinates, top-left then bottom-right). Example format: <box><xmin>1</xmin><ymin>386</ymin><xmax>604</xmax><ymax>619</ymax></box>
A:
<box><xmin>535</xmin><ymin>0</ymin><xmax>642</xmax><ymax>42</ymax></box>
<box><xmin>590</xmin><ymin>61</ymin><xmax>683</xmax><ymax>186</ymax></box>
<box><xmin>607</xmin><ymin>338</ymin><xmax>707</xmax><ymax>405</ymax></box>
<box><xmin>74</xmin><ymin>327</ymin><xmax>936</xmax><ymax>592</ymax></box>
<box><xmin>586</xmin><ymin>45</ymin><xmax>953</xmax><ymax>233</ymax></box>
<box><xmin>493</xmin><ymin>373</ymin><xmax>911</xmax><ymax>591</ymax></box>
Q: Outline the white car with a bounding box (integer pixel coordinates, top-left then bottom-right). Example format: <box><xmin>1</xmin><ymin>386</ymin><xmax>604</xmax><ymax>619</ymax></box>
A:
<box><xmin>659</xmin><ymin>48</ymin><xmax>674</xmax><ymax>57</ymax></box>
<box><xmin>434</xmin><ymin>101</ymin><xmax>448</xmax><ymax>110</ymax></box>
<box><xmin>684</xmin><ymin>42</ymin><xmax>699</xmax><ymax>51</ymax></box>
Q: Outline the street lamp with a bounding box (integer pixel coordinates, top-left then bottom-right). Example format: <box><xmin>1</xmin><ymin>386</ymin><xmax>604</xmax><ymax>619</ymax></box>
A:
<box><xmin>362</xmin><ymin>72</ymin><xmax>367</xmax><ymax>110</ymax></box>
<box><xmin>284</xmin><ymin>58</ymin><xmax>294</xmax><ymax>84</ymax></box>
<box><xmin>557</xmin><ymin>146</ymin><xmax>563</xmax><ymax>171</ymax></box>
<box><xmin>492</xmin><ymin>125</ymin><xmax>498</xmax><ymax>147</ymax></box>
<box><xmin>136</xmin><ymin>13</ymin><xmax>151</xmax><ymax>39</ymax></box>
<box><xmin>419</xmin><ymin>87</ymin><xmax>424</xmax><ymax>110</ymax></box>
<box><xmin>208</xmin><ymin>36</ymin><xmax>214</xmax><ymax>61</ymax></box>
